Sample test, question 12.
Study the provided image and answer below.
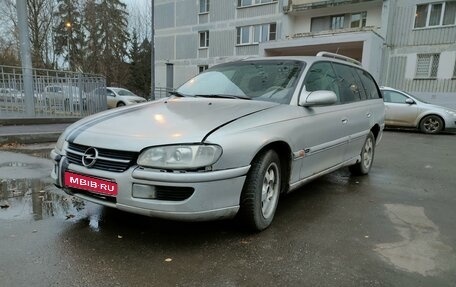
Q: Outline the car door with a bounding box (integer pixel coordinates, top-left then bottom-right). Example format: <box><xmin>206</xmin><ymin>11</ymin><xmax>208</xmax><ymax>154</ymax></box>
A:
<box><xmin>298</xmin><ymin>61</ymin><xmax>348</xmax><ymax>179</ymax></box>
<box><xmin>331</xmin><ymin>63</ymin><xmax>370</xmax><ymax>162</ymax></box>
<box><xmin>382</xmin><ymin>90</ymin><xmax>418</xmax><ymax>127</ymax></box>
<box><xmin>106</xmin><ymin>89</ymin><xmax>116</xmax><ymax>108</ymax></box>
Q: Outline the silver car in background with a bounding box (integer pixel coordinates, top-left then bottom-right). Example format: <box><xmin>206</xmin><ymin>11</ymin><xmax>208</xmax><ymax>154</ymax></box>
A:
<box><xmin>381</xmin><ymin>87</ymin><xmax>456</xmax><ymax>134</ymax></box>
<box><xmin>51</xmin><ymin>53</ymin><xmax>385</xmax><ymax>231</ymax></box>
<box><xmin>106</xmin><ymin>87</ymin><xmax>147</xmax><ymax>108</ymax></box>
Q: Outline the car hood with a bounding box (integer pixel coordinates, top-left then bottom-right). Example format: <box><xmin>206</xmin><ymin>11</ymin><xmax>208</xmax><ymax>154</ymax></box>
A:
<box><xmin>416</xmin><ymin>101</ymin><xmax>453</xmax><ymax>112</ymax></box>
<box><xmin>66</xmin><ymin>97</ymin><xmax>277</xmax><ymax>151</ymax></box>
<box><xmin>119</xmin><ymin>95</ymin><xmax>146</xmax><ymax>102</ymax></box>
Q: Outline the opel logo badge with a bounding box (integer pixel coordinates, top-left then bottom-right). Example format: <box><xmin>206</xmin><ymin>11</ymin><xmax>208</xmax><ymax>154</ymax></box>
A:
<box><xmin>82</xmin><ymin>147</ymin><xmax>98</xmax><ymax>167</ymax></box>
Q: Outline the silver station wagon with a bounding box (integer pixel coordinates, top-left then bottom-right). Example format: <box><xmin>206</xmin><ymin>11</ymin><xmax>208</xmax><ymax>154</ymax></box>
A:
<box><xmin>51</xmin><ymin>52</ymin><xmax>385</xmax><ymax>231</ymax></box>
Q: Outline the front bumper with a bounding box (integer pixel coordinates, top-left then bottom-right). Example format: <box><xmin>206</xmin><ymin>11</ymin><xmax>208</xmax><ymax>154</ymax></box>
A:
<box><xmin>50</xmin><ymin>149</ymin><xmax>250</xmax><ymax>221</ymax></box>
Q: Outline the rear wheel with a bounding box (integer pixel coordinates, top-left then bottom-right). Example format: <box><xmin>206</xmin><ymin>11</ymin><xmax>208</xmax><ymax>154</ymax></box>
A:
<box><xmin>239</xmin><ymin>150</ymin><xmax>281</xmax><ymax>231</ymax></box>
<box><xmin>420</xmin><ymin>115</ymin><xmax>443</xmax><ymax>134</ymax></box>
<box><xmin>349</xmin><ymin>131</ymin><xmax>375</xmax><ymax>176</ymax></box>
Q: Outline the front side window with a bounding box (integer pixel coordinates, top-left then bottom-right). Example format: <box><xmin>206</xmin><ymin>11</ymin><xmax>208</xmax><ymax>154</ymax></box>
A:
<box><xmin>199</xmin><ymin>31</ymin><xmax>209</xmax><ymax>48</ymax></box>
<box><xmin>236</xmin><ymin>23</ymin><xmax>276</xmax><ymax>45</ymax></box>
<box><xmin>415</xmin><ymin>2</ymin><xmax>456</xmax><ymax>28</ymax></box>
<box><xmin>199</xmin><ymin>0</ymin><xmax>209</xmax><ymax>13</ymax></box>
<box><xmin>416</xmin><ymin>53</ymin><xmax>440</xmax><ymax>78</ymax></box>
<box><xmin>382</xmin><ymin>91</ymin><xmax>409</xmax><ymax>104</ymax></box>
<box><xmin>178</xmin><ymin>60</ymin><xmax>304</xmax><ymax>104</ymax></box>
<box><xmin>304</xmin><ymin>62</ymin><xmax>339</xmax><ymax>102</ymax></box>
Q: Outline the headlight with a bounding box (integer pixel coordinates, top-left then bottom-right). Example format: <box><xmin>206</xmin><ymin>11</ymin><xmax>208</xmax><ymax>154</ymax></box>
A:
<box><xmin>137</xmin><ymin>144</ymin><xmax>222</xmax><ymax>170</ymax></box>
<box><xmin>55</xmin><ymin>133</ymin><xmax>66</xmax><ymax>151</ymax></box>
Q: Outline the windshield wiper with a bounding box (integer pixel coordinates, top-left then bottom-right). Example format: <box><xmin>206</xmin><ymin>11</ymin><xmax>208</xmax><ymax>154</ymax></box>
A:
<box><xmin>194</xmin><ymin>94</ymin><xmax>251</xmax><ymax>100</ymax></box>
<box><xmin>169</xmin><ymin>91</ymin><xmax>187</xmax><ymax>97</ymax></box>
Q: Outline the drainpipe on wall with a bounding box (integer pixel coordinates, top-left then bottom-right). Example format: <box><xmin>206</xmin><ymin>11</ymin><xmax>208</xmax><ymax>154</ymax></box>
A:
<box><xmin>166</xmin><ymin>63</ymin><xmax>174</xmax><ymax>92</ymax></box>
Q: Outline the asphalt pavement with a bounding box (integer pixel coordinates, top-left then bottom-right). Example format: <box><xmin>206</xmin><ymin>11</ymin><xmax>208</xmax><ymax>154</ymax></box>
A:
<box><xmin>0</xmin><ymin>131</ymin><xmax>455</xmax><ymax>287</ymax></box>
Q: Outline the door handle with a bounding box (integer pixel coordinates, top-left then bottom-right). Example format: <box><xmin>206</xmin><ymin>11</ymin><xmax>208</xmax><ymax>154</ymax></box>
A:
<box><xmin>366</xmin><ymin>112</ymin><xmax>372</xmax><ymax>118</ymax></box>
<box><xmin>342</xmin><ymin>118</ymin><xmax>348</xmax><ymax>124</ymax></box>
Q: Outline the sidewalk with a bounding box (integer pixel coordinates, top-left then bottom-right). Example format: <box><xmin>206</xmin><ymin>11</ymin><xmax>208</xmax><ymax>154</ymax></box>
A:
<box><xmin>0</xmin><ymin>119</ymin><xmax>76</xmax><ymax>145</ymax></box>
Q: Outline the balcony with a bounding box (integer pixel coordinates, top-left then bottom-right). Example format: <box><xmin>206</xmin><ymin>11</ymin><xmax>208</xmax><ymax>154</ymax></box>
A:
<box><xmin>285</xmin><ymin>0</ymin><xmax>379</xmax><ymax>14</ymax></box>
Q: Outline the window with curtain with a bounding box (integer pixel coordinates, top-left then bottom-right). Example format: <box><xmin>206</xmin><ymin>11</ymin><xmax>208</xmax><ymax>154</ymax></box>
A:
<box><xmin>199</xmin><ymin>0</ymin><xmax>209</xmax><ymax>13</ymax></box>
<box><xmin>237</xmin><ymin>0</ymin><xmax>276</xmax><ymax>8</ymax></box>
<box><xmin>331</xmin><ymin>15</ymin><xmax>345</xmax><ymax>30</ymax></box>
<box><xmin>199</xmin><ymin>31</ymin><xmax>209</xmax><ymax>48</ymax></box>
<box><xmin>236</xmin><ymin>23</ymin><xmax>276</xmax><ymax>45</ymax></box>
<box><xmin>414</xmin><ymin>2</ymin><xmax>456</xmax><ymax>28</ymax></box>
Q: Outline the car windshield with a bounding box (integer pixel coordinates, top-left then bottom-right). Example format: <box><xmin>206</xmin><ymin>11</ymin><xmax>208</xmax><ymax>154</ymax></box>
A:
<box><xmin>177</xmin><ymin>60</ymin><xmax>304</xmax><ymax>104</ymax></box>
<box><xmin>115</xmin><ymin>89</ymin><xmax>135</xmax><ymax>96</ymax></box>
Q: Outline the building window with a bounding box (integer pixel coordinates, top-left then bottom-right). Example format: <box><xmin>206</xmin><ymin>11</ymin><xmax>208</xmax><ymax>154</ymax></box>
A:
<box><xmin>416</xmin><ymin>53</ymin><xmax>440</xmax><ymax>78</ymax></box>
<box><xmin>237</xmin><ymin>0</ymin><xmax>276</xmax><ymax>8</ymax></box>
<box><xmin>199</xmin><ymin>31</ymin><xmax>209</xmax><ymax>48</ymax></box>
<box><xmin>236</xmin><ymin>23</ymin><xmax>276</xmax><ymax>45</ymax></box>
<box><xmin>331</xmin><ymin>15</ymin><xmax>345</xmax><ymax>30</ymax></box>
<box><xmin>198</xmin><ymin>65</ymin><xmax>209</xmax><ymax>73</ymax></box>
<box><xmin>414</xmin><ymin>2</ymin><xmax>456</xmax><ymax>28</ymax></box>
<box><xmin>199</xmin><ymin>0</ymin><xmax>209</xmax><ymax>14</ymax></box>
<box><xmin>350</xmin><ymin>12</ymin><xmax>367</xmax><ymax>28</ymax></box>
<box><xmin>453</xmin><ymin>60</ymin><xmax>456</xmax><ymax>77</ymax></box>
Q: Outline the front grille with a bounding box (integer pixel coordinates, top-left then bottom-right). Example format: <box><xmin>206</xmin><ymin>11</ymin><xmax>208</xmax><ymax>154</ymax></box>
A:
<box><xmin>66</xmin><ymin>142</ymin><xmax>138</xmax><ymax>172</ymax></box>
<box><xmin>155</xmin><ymin>186</ymin><xmax>194</xmax><ymax>201</ymax></box>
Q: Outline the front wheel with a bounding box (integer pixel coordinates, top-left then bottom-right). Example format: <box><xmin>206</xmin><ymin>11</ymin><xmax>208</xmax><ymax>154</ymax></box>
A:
<box><xmin>420</xmin><ymin>115</ymin><xmax>443</xmax><ymax>134</ymax></box>
<box><xmin>349</xmin><ymin>131</ymin><xmax>375</xmax><ymax>176</ymax></box>
<box><xmin>239</xmin><ymin>150</ymin><xmax>281</xmax><ymax>231</ymax></box>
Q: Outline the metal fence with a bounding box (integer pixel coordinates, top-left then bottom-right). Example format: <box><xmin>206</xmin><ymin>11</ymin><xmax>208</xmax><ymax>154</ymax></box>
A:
<box><xmin>0</xmin><ymin>65</ymin><xmax>107</xmax><ymax>119</ymax></box>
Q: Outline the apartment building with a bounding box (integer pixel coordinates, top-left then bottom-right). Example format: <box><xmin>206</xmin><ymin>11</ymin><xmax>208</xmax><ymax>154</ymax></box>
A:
<box><xmin>383</xmin><ymin>0</ymin><xmax>456</xmax><ymax>106</ymax></box>
<box><xmin>154</xmin><ymin>0</ymin><xmax>456</xmax><ymax>107</ymax></box>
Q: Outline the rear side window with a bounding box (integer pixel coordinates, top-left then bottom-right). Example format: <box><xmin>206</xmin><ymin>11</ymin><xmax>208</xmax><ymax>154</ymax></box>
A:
<box><xmin>355</xmin><ymin>69</ymin><xmax>381</xmax><ymax>99</ymax></box>
<box><xmin>332</xmin><ymin>63</ymin><xmax>367</xmax><ymax>103</ymax></box>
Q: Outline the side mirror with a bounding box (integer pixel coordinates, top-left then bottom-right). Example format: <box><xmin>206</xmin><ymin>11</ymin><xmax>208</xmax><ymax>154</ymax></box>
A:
<box><xmin>405</xmin><ymin>98</ymin><xmax>415</xmax><ymax>105</ymax></box>
<box><xmin>109</xmin><ymin>92</ymin><xmax>115</xmax><ymax>97</ymax></box>
<box><xmin>299</xmin><ymin>90</ymin><xmax>337</xmax><ymax>107</ymax></box>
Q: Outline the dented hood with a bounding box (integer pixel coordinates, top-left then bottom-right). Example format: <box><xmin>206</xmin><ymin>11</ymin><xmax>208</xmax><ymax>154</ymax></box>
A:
<box><xmin>65</xmin><ymin>97</ymin><xmax>277</xmax><ymax>151</ymax></box>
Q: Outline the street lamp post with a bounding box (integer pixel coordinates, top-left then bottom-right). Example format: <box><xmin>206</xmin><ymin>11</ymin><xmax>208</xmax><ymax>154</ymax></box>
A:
<box><xmin>65</xmin><ymin>21</ymin><xmax>72</xmax><ymax>70</ymax></box>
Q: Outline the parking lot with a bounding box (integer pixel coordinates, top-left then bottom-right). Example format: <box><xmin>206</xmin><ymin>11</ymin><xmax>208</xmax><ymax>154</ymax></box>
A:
<box><xmin>1</xmin><ymin>130</ymin><xmax>455</xmax><ymax>287</ymax></box>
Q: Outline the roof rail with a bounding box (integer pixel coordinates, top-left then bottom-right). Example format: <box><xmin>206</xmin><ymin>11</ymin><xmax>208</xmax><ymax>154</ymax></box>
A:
<box><xmin>316</xmin><ymin>51</ymin><xmax>362</xmax><ymax>66</ymax></box>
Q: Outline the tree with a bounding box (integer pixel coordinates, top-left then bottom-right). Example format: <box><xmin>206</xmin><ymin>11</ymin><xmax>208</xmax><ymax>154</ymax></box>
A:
<box><xmin>127</xmin><ymin>29</ymin><xmax>144</xmax><ymax>94</ymax></box>
<box><xmin>54</xmin><ymin>0</ymin><xmax>84</xmax><ymax>71</ymax></box>
<box><xmin>96</xmin><ymin>0</ymin><xmax>129</xmax><ymax>85</ymax></box>
<box><xmin>27</xmin><ymin>0</ymin><xmax>57</xmax><ymax>68</ymax></box>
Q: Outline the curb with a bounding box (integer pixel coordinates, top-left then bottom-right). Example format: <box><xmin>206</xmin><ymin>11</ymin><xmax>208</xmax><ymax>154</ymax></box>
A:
<box><xmin>0</xmin><ymin>117</ymin><xmax>79</xmax><ymax>126</ymax></box>
<box><xmin>0</xmin><ymin>132</ymin><xmax>61</xmax><ymax>145</ymax></box>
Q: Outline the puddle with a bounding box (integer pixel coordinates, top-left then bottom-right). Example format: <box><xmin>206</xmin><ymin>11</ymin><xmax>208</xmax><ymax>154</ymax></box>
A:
<box><xmin>375</xmin><ymin>204</ymin><xmax>455</xmax><ymax>276</ymax></box>
<box><xmin>0</xmin><ymin>178</ymin><xmax>86</xmax><ymax>221</ymax></box>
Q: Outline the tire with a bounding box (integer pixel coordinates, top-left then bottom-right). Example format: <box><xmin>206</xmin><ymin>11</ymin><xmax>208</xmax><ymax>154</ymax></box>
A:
<box><xmin>117</xmin><ymin>102</ymin><xmax>125</xmax><ymax>107</ymax></box>
<box><xmin>349</xmin><ymin>131</ymin><xmax>375</xmax><ymax>176</ymax></box>
<box><xmin>419</xmin><ymin>115</ymin><xmax>443</xmax><ymax>134</ymax></box>
<box><xmin>239</xmin><ymin>150</ymin><xmax>281</xmax><ymax>231</ymax></box>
